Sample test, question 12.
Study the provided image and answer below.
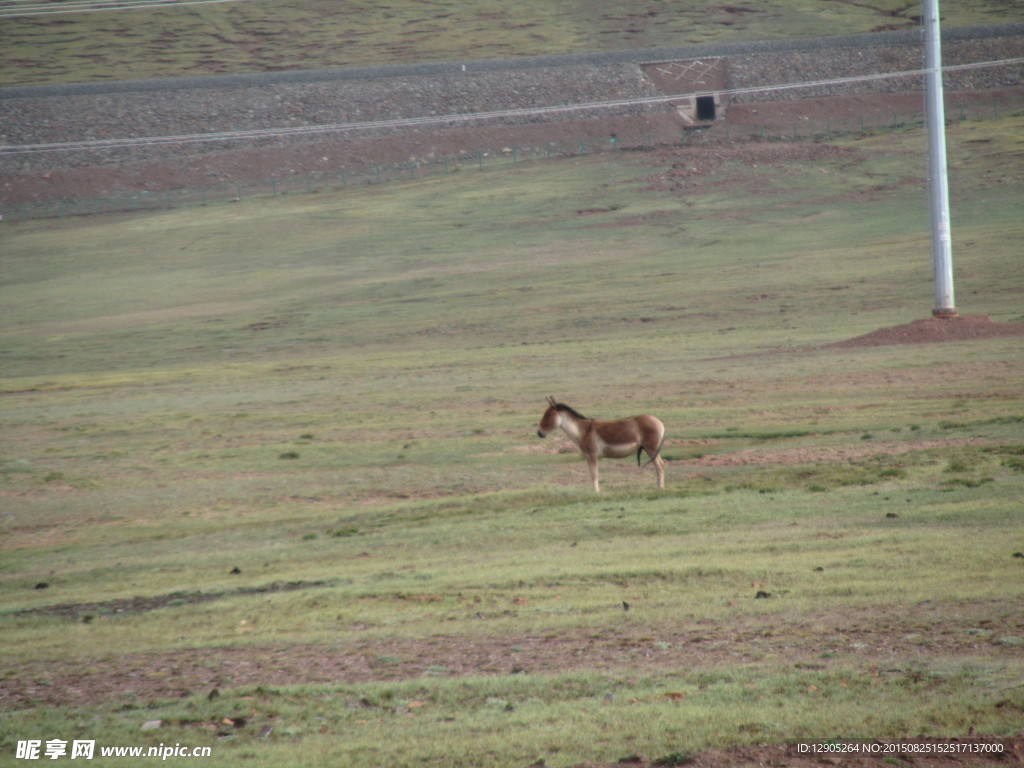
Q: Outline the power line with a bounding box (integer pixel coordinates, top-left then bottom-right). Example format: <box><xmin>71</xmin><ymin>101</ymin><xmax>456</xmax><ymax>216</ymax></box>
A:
<box><xmin>2</xmin><ymin>57</ymin><xmax>1021</xmax><ymax>156</ymax></box>
<box><xmin>0</xmin><ymin>0</ymin><xmax>253</xmax><ymax>17</ymax></box>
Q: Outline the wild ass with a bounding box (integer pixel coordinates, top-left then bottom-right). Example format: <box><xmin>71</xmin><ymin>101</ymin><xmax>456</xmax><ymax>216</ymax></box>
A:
<box><xmin>536</xmin><ymin>397</ymin><xmax>665</xmax><ymax>492</ymax></box>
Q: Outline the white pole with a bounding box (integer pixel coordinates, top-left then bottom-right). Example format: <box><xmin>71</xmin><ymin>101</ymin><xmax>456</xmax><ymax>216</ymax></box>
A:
<box><xmin>924</xmin><ymin>0</ymin><xmax>957</xmax><ymax>317</ymax></box>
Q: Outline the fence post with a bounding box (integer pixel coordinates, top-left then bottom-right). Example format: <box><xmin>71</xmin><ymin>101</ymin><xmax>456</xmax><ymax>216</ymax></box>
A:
<box><xmin>271</xmin><ymin>178</ymin><xmax>277</xmax><ymax>196</ymax></box>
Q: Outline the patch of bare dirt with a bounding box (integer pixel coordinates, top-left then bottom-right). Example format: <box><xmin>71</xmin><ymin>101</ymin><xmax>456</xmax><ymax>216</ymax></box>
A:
<box><xmin>0</xmin><ymin>113</ymin><xmax>681</xmax><ymax>206</ymax></box>
<box><xmin>828</xmin><ymin>315</ymin><xmax>1024</xmax><ymax>348</ymax></box>
<box><xmin>688</xmin><ymin>436</ymin><xmax>1005</xmax><ymax>467</ymax></box>
<box><xmin>5</xmin><ymin>598</ymin><xmax>1024</xmax><ymax>710</ymax></box>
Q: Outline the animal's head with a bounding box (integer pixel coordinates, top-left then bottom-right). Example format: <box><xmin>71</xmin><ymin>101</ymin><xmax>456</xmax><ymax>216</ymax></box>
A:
<box><xmin>537</xmin><ymin>396</ymin><xmax>560</xmax><ymax>438</ymax></box>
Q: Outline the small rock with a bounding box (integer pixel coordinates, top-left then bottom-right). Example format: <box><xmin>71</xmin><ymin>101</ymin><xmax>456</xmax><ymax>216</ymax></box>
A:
<box><xmin>141</xmin><ymin>719</ymin><xmax>162</xmax><ymax>731</ymax></box>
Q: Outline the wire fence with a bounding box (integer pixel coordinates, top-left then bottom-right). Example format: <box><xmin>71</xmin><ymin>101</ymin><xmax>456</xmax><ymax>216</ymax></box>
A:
<box><xmin>2</xmin><ymin>94</ymin><xmax>1020</xmax><ymax>223</ymax></box>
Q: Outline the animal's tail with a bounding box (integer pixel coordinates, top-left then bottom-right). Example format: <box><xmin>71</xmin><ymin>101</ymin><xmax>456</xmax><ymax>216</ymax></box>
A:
<box><xmin>637</xmin><ymin>436</ymin><xmax>666</xmax><ymax>467</ymax></box>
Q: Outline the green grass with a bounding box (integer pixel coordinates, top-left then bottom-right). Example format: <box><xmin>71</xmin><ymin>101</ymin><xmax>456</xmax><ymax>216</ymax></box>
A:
<box><xmin>4</xmin><ymin>663</ymin><xmax>1020</xmax><ymax>766</ymax></box>
<box><xmin>3</xmin><ymin>0</ymin><xmax>1023</xmax><ymax>86</ymax></box>
<box><xmin>1</xmin><ymin>117</ymin><xmax>1023</xmax><ymax>766</ymax></box>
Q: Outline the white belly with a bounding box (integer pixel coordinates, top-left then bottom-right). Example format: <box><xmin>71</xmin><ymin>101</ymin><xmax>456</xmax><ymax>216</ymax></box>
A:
<box><xmin>600</xmin><ymin>440</ymin><xmax>638</xmax><ymax>459</ymax></box>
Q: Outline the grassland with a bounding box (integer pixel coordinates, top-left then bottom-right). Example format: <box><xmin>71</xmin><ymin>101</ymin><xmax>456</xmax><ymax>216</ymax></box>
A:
<box><xmin>1</xmin><ymin>114</ymin><xmax>1023</xmax><ymax>767</ymax></box>
<box><xmin>3</xmin><ymin>0</ymin><xmax>1024</xmax><ymax>87</ymax></box>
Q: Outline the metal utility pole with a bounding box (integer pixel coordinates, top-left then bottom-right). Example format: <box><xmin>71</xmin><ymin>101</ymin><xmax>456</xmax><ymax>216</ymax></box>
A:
<box><xmin>923</xmin><ymin>0</ymin><xmax>957</xmax><ymax>317</ymax></box>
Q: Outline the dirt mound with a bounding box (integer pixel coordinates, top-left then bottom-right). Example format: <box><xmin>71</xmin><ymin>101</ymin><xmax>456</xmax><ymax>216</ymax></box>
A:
<box><xmin>830</xmin><ymin>315</ymin><xmax>1024</xmax><ymax>348</ymax></box>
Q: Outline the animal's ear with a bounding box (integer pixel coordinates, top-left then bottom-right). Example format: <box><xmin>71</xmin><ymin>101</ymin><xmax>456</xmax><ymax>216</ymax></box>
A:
<box><xmin>547</xmin><ymin>396</ymin><xmax>557</xmax><ymax>406</ymax></box>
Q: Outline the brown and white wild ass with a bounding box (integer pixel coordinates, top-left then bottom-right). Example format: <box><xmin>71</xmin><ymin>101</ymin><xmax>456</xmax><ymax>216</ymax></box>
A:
<box><xmin>536</xmin><ymin>397</ymin><xmax>665</xmax><ymax>492</ymax></box>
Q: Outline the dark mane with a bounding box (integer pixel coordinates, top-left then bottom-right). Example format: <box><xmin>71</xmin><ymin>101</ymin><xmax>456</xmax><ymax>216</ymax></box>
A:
<box><xmin>555</xmin><ymin>403</ymin><xmax>589</xmax><ymax>420</ymax></box>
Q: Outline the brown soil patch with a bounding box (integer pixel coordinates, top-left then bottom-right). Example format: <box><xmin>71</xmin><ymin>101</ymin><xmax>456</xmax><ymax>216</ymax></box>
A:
<box><xmin>6</xmin><ymin>601</ymin><xmax>1024</xmax><ymax>710</ymax></box>
<box><xmin>689</xmin><ymin>436</ymin><xmax>1004</xmax><ymax>467</ymax></box>
<box><xmin>829</xmin><ymin>315</ymin><xmax>1024</xmax><ymax>348</ymax></box>
<box><xmin>1</xmin><ymin>112</ymin><xmax>682</xmax><ymax>206</ymax></box>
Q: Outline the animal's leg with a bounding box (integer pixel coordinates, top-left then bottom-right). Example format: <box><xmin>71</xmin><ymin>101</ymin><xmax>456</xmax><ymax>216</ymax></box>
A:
<box><xmin>654</xmin><ymin>456</ymin><xmax>665</xmax><ymax>489</ymax></box>
<box><xmin>640</xmin><ymin>433</ymin><xmax>666</xmax><ymax>486</ymax></box>
<box><xmin>586</xmin><ymin>455</ymin><xmax>600</xmax><ymax>492</ymax></box>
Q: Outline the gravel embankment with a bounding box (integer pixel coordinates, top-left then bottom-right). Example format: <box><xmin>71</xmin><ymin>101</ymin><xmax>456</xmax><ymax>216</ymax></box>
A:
<box><xmin>1</xmin><ymin>24</ymin><xmax>1021</xmax><ymax>192</ymax></box>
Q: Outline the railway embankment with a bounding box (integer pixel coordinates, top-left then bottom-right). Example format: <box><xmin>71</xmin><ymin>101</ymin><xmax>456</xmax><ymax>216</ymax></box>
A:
<box><xmin>1</xmin><ymin>23</ymin><xmax>1021</xmax><ymax>206</ymax></box>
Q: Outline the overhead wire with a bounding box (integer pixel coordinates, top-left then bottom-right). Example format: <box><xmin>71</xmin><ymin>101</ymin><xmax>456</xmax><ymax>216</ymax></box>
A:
<box><xmin>0</xmin><ymin>0</ymin><xmax>253</xmax><ymax>17</ymax></box>
<box><xmin>2</xmin><ymin>57</ymin><xmax>1021</xmax><ymax>156</ymax></box>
